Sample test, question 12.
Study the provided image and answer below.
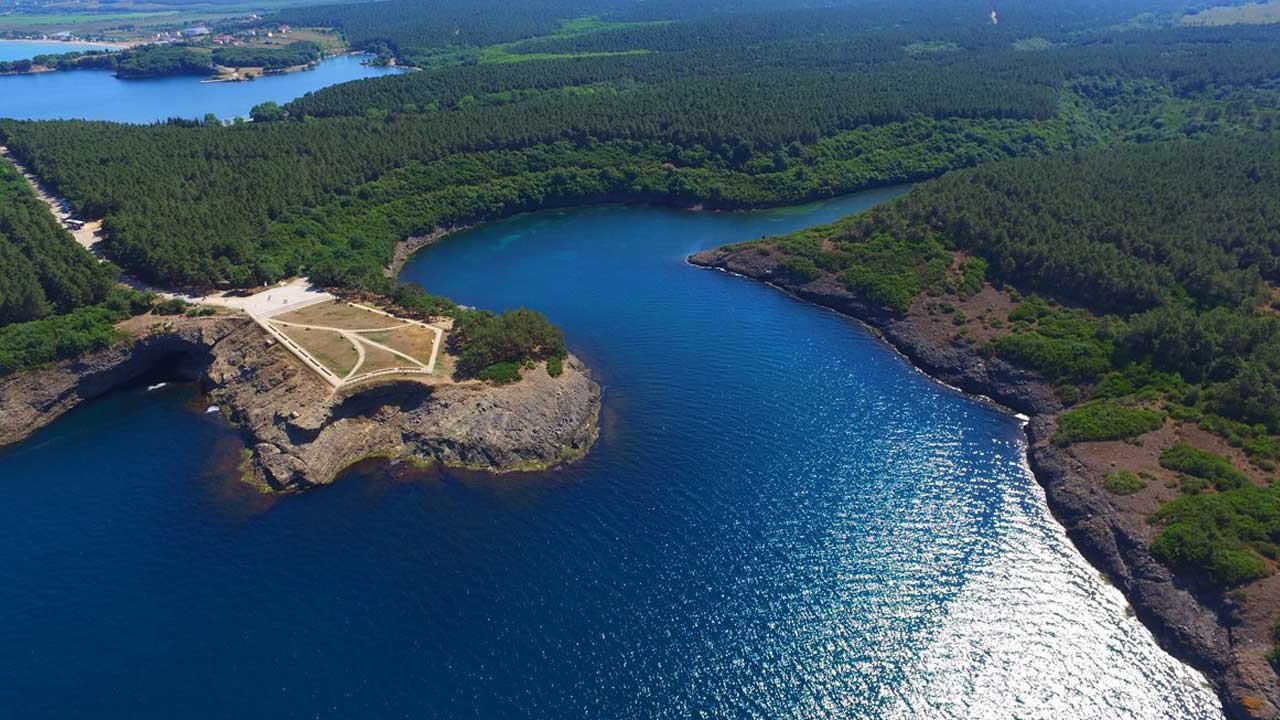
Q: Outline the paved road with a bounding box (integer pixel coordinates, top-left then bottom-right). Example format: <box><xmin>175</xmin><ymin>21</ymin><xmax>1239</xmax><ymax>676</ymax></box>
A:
<box><xmin>178</xmin><ymin>278</ymin><xmax>335</xmax><ymax>319</ymax></box>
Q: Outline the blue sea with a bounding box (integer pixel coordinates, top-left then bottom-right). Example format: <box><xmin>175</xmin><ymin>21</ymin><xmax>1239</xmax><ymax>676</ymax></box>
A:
<box><xmin>0</xmin><ymin>188</ymin><xmax>1222</xmax><ymax>718</ymax></box>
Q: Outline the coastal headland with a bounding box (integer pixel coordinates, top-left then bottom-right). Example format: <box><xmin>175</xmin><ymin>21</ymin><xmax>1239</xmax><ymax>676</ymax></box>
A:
<box><xmin>0</xmin><ymin>309</ymin><xmax>600</xmax><ymax>491</ymax></box>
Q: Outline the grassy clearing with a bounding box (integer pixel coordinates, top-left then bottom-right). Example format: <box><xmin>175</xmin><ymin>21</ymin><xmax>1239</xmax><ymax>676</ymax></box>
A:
<box><xmin>356</xmin><ymin>344</ymin><xmax>413</xmax><ymax>374</ymax></box>
<box><xmin>362</xmin><ymin>325</ymin><xmax>437</xmax><ymax>363</ymax></box>
<box><xmin>279</xmin><ymin>325</ymin><xmax>358</xmax><ymax>377</ymax></box>
<box><xmin>0</xmin><ymin>12</ymin><xmax>175</xmax><ymax>29</ymax></box>
<box><xmin>476</xmin><ymin>47</ymin><xmax>650</xmax><ymax>65</ymax></box>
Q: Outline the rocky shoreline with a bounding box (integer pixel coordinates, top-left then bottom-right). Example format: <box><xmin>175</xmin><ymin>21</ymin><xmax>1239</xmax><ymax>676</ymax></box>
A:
<box><xmin>689</xmin><ymin>246</ymin><xmax>1278</xmax><ymax>719</ymax></box>
<box><xmin>0</xmin><ymin>313</ymin><xmax>600</xmax><ymax>491</ymax></box>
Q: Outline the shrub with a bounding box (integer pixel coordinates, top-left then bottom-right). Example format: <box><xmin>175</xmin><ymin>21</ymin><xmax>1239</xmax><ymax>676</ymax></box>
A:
<box><xmin>1152</xmin><ymin>521</ymin><xmax>1268</xmax><ymax>587</ymax></box>
<box><xmin>1151</xmin><ymin>484</ymin><xmax>1280</xmax><ymax>587</ymax></box>
<box><xmin>477</xmin><ymin>361</ymin><xmax>522</xmax><ymax>384</ymax></box>
<box><xmin>956</xmin><ymin>257</ymin><xmax>987</xmax><ymax>298</ymax></box>
<box><xmin>1092</xmin><ymin>364</ymin><xmax>1186</xmax><ymax>400</ymax></box>
<box><xmin>993</xmin><ymin>331</ymin><xmax>1112</xmax><ymax>383</ymax></box>
<box><xmin>1159</xmin><ymin>442</ymin><xmax>1249</xmax><ymax>491</ymax></box>
<box><xmin>547</xmin><ymin>355</ymin><xmax>564</xmax><ymax>377</ymax></box>
<box><xmin>1054</xmin><ymin>401</ymin><xmax>1165</xmax><ymax>445</ymax></box>
<box><xmin>1104</xmin><ymin>471</ymin><xmax>1147</xmax><ymax>495</ymax></box>
<box><xmin>1008</xmin><ymin>296</ymin><xmax>1054</xmax><ymax>324</ymax></box>
<box><xmin>1270</xmin><ymin>620</ymin><xmax>1280</xmax><ymax>674</ymax></box>
<box><xmin>153</xmin><ymin>298</ymin><xmax>189</xmax><ymax>315</ymax></box>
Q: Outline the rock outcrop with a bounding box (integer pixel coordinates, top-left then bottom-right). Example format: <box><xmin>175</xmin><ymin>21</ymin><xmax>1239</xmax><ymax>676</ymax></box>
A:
<box><xmin>0</xmin><ymin>314</ymin><xmax>601</xmax><ymax>491</ymax></box>
<box><xmin>690</xmin><ymin>245</ymin><xmax>1279</xmax><ymax>720</ymax></box>
<box><xmin>0</xmin><ymin>315</ymin><xmax>251</xmax><ymax>446</ymax></box>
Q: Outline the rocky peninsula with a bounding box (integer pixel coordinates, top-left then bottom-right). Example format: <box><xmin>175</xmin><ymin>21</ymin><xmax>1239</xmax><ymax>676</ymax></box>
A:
<box><xmin>0</xmin><ymin>313</ymin><xmax>600</xmax><ymax>491</ymax></box>
<box><xmin>689</xmin><ymin>245</ymin><xmax>1279</xmax><ymax>720</ymax></box>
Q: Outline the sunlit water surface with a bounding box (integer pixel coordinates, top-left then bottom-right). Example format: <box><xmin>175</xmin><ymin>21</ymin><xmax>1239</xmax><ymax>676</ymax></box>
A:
<box><xmin>0</xmin><ymin>188</ymin><xmax>1222</xmax><ymax>718</ymax></box>
<box><xmin>0</xmin><ymin>51</ymin><xmax>401</xmax><ymax>122</ymax></box>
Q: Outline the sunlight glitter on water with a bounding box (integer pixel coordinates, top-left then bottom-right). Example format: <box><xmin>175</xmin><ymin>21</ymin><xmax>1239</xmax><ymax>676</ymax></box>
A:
<box><xmin>887</xmin><ymin>445</ymin><xmax>1220</xmax><ymax>719</ymax></box>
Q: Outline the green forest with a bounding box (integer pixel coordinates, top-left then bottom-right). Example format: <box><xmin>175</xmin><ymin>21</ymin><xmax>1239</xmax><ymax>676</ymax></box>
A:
<box><xmin>6</xmin><ymin>21</ymin><xmax>1280</xmax><ymax>292</ymax></box>
<box><xmin>0</xmin><ymin>161</ymin><xmax>114</xmax><ymax>325</ymax></box>
<box><xmin>211</xmin><ymin>41</ymin><xmax>323</xmax><ymax>70</ymax></box>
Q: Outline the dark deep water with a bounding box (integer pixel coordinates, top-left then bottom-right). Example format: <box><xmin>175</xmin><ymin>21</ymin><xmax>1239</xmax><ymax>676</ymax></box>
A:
<box><xmin>0</xmin><ymin>188</ymin><xmax>1222</xmax><ymax>718</ymax></box>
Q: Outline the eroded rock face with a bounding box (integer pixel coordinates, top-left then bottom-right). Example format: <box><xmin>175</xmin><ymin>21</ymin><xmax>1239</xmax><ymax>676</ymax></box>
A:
<box><xmin>689</xmin><ymin>245</ymin><xmax>1278</xmax><ymax>720</ymax></box>
<box><xmin>0</xmin><ymin>315</ymin><xmax>601</xmax><ymax>492</ymax></box>
<box><xmin>0</xmin><ymin>315</ymin><xmax>252</xmax><ymax>447</ymax></box>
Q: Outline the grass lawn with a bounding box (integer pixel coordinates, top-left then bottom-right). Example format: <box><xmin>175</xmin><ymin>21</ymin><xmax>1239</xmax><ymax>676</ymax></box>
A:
<box><xmin>362</xmin><ymin>325</ymin><xmax>438</xmax><ymax>363</ymax></box>
<box><xmin>279</xmin><ymin>325</ymin><xmax>359</xmax><ymax>377</ymax></box>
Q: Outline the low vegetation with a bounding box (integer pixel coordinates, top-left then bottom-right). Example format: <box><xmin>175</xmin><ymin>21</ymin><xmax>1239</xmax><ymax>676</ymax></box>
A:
<box><xmin>1104</xmin><ymin>471</ymin><xmax>1147</xmax><ymax>496</ymax></box>
<box><xmin>994</xmin><ymin>298</ymin><xmax>1114</xmax><ymax>385</ymax></box>
<box><xmin>1269</xmin><ymin>622</ymin><xmax>1280</xmax><ymax>673</ymax></box>
<box><xmin>1151</xmin><ymin>484</ymin><xmax>1279</xmax><ymax>587</ymax></box>
<box><xmin>1054</xmin><ymin>402</ymin><xmax>1165</xmax><ymax>445</ymax></box>
<box><xmin>1159</xmin><ymin>442</ymin><xmax>1250</xmax><ymax>493</ymax></box>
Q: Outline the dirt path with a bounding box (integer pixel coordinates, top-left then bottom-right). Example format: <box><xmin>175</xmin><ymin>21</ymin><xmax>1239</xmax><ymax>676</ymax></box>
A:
<box><xmin>1</xmin><ymin>145</ymin><xmax>108</xmax><ymax>257</ymax></box>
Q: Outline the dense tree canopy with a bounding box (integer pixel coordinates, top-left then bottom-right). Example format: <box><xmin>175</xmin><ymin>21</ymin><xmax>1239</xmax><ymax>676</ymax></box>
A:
<box><xmin>211</xmin><ymin>42</ymin><xmax>323</xmax><ymax>70</ymax></box>
<box><xmin>0</xmin><ymin>161</ymin><xmax>114</xmax><ymax>325</ymax></box>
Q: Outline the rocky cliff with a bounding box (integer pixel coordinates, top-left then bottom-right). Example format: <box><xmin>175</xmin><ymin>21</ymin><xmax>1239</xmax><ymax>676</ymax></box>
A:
<box><xmin>689</xmin><ymin>245</ymin><xmax>1278</xmax><ymax>720</ymax></box>
<box><xmin>0</xmin><ymin>314</ymin><xmax>600</xmax><ymax>491</ymax></box>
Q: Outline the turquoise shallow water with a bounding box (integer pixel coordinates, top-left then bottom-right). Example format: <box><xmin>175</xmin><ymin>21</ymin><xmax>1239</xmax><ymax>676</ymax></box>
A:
<box><xmin>0</xmin><ymin>51</ymin><xmax>401</xmax><ymax>123</ymax></box>
<box><xmin>0</xmin><ymin>188</ymin><xmax>1223</xmax><ymax>718</ymax></box>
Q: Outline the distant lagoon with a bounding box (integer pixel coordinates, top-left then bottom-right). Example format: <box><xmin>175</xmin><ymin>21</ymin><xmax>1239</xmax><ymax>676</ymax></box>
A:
<box><xmin>0</xmin><ymin>47</ymin><xmax>403</xmax><ymax>123</ymax></box>
<box><xmin>0</xmin><ymin>40</ymin><xmax>119</xmax><ymax>63</ymax></box>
